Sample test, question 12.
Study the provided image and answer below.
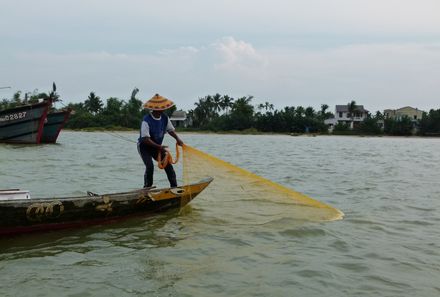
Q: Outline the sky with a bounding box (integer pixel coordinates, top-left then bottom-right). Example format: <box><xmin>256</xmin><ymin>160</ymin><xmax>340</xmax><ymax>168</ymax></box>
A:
<box><xmin>1</xmin><ymin>0</ymin><xmax>439</xmax><ymax>112</ymax></box>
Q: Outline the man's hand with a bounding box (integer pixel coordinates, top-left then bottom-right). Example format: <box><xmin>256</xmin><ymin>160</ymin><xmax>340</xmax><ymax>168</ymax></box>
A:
<box><xmin>169</xmin><ymin>130</ymin><xmax>184</xmax><ymax>146</ymax></box>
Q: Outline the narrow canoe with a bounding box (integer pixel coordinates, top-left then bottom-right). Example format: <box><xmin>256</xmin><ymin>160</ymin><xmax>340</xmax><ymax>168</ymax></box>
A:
<box><xmin>0</xmin><ymin>100</ymin><xmax>51</xmax><ymax>144</ymax></box>
<box><xmin>41</xmin><ymin>109</ymin><xmax>72</xmax><ymax>143</ymax></box>
<box><xmin>0</xmin><ymin>177</ymin><xmax>213</xmax><ymax>236</ymax></box>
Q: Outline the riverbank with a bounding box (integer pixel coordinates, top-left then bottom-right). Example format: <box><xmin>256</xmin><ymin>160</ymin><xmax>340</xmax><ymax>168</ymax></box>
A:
<box><xmin>64</xmin><ymin>127</ymin><xmax>440</xmax><ymax>138</ymax></box>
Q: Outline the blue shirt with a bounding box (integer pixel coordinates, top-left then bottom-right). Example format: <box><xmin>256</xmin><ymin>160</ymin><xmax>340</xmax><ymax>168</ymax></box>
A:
<box><xmin>138</xmin><ymin>114</ymin><xmax>174</xmax><ymax>145</ymax></box>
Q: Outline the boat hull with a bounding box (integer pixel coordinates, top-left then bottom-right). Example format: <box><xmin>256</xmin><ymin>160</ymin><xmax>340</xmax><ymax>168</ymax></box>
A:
<box><xmin>0</xmin><ymin>178</ymin><xmax>212</xmax><ymax>236</ymax></box>
<box><xmin>41</xmin><ymin>109</ymin><xmax>71</xmax><ymax>143</ymax></box>
<box><xmin>0</xmin><ymin>101</ymin><xmax>51</xmax><ymax>144</ymax></box>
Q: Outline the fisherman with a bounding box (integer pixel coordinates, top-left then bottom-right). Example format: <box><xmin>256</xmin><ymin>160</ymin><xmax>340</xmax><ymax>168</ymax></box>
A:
<box><xmin>138</xmin><ymin>94</ymin><xmax>184</xmax><ymax>188</ymax></box>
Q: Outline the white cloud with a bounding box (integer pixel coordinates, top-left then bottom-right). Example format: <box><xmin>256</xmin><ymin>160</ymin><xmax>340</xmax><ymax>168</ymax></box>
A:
<box><xmin>3</xmin><ymin>39</ymin><xmax>439</xmax><ymax>112</ymax></box>
<box><xmin>213</xmin><ymin>37</ymin><xmax>267</xmax><ymax>72</ymax></box>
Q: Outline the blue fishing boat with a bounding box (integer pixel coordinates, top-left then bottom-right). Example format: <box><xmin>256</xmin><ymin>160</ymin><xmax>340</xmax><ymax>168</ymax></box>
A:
<box><xmin>41</xmin><ymin>109</ymin><xmax>72</xmax><ymax>143</ymax></box>
<box><xmin>0</xmin><ymin>100</ymin><xmax>51</xmax><ymax>144</ymax></box>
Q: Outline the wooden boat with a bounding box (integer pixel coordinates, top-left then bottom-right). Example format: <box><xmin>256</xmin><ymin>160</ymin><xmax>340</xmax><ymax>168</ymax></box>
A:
<box><xmin>0</xmin><ymin>100</ymin><xmax>51</xmax><ymax>144</ymax></box>
<box><xmin>41</xmin><ymin>109</ymin><xmax>72</xmax><ymax>143</ymax></box>
<box><xmin>0</xmin><ymin>177</ymin><xmax>213</xmax><ymax>236</ymax></box>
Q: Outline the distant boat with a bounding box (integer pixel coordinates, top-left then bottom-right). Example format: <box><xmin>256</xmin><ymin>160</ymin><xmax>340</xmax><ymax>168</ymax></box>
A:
<box><xmin>0</xmin><ymin>177</ymin><xmax>213</xmax><ymax>236</ymax></box>
<box><xmin>41</xmin><ymin>109</ymin><xmax>72</xmax><ymax>143</ymax></box>
<box><xmin>0</xmin><ymin>100</ymin><xmax>51</xmax><ymax>144</ymax></box>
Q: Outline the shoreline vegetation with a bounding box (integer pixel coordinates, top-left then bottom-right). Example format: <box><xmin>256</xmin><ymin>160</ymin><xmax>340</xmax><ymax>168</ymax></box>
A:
<box><xmin>64</xmin><ymin>127</ymin><xmax>440</xmax><ymax>139</ymax></box>
<box><xmin>2</xmin><ymin>89</ymin><xmax>440</xmax><ymax>137</ymax></box>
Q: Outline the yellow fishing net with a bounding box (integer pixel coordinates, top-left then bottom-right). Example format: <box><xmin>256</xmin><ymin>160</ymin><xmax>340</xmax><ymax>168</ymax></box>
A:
<box><xmin>181</xmin><ymin>145</ymin><xmax>344</xmax><ymax>222</ymax></box>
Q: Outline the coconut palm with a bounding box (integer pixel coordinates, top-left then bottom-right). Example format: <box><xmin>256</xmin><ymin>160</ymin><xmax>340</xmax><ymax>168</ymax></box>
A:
<box><xmin>212</xmin><ymin>93</ymin><xmax>222</xmax><ymax>113</ymax></box>
<box><xmin>131</xmin><ymin>87</ymin><xmax>139</xmax><ymax>100</ymax></box>
<box><xmin>347</xmin><ymin>100</ymin><xmax>357</xmax><ymax>129</ymax></box>
<box><xmin>48</xmin><ymin>82</ymin><xmax>60</xmax><ymax>102</ymax></box>
<box><xmin>84</xmin><ymin>92</ymin><xmax>103</xmax><ymax>115</ymax></box>
<box><xmin>320</xmin><ymin>104</ymin><xmax>328</xmax><ymax>116</ymax></box>
<box><xmin>221</xmin><ymin>95</ymin><xmax>234</xmax><ymax>114</ymax></box>
<box><xmin>305</xmin><ymin>106</ymin><xmax>315</xmax><ymax>118</ymax></box>
<box><xmin>295</xmin><ymin>106</ymin><xmax>305</xmax><ymax>118</ymax></box>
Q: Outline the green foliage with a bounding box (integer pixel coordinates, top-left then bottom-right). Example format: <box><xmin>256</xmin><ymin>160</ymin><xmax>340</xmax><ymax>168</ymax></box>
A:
<box><xmin>226</xmin><ymin>96</ymin><xmax>254</xmax><ymax>130</ymax></box>
<box><xmin>4</xmin><ymin>87</ymin><xmax>440</xmax><ymax>137</ymax></box>
<box><xmin>65</xmin><ymin>90</ymin><xmax>144</xmax><ymax>130</ymax></box>
<box><xmin>383</xmin><ymin>116</ymin><xmax>413</xmax><ymax>136</ymax></box>
<box><xmin>122</xmin><ymin>97</ymin><xmax>143</xmax><ymax>128</ymax></box>
<box><xmin>164</xmin><ymin>105</ymin><xmax>176</xmax><ymax>117</ymax></box>
<box><xmin>347</xmin><ymin>100</ymin><xmax>357</xmax><ymax>118</ymax></box>
<box><xmin>84</xmin><ymin>92</ymin><xmax>103</xmax><ymax>115</ymax></box>
<box><xmin>66</xmin><ymin>110</ymin><xmax>96</xmax><ymax>129</ymax></box>
<box><xmin>419</xmin><ymin>109</ymin><xmax>440</xmax><ymax>135</ymax></box>
<box><xmin>319</xmin><ymin>104</ymin><xmax>334</xmax><ymax>120</ymax></box>
<box><xmin>355</xmin><ymin>117</ymin><xmax>383</xmax><ymax>135</ymax></box>
<box><xmin>0</xmin><ymin>97</ymin><xmax>20</xmax><ymax>109</ymax></box>
<box><xmin>0</xmin><ymin>85</ymin><xmax>59</xmax><ymax>109</ymax></box>
<box><xmin>191</xmin><ymin>94</ymin><xmax>235</xmax><ymax>129</ymax></box>
<box><xmin>333</xmin><ymin>122</ymin><xmax>351</xmax><ymax>133</ymax></box>
<box><xmin>254</xmin><ymin>105</ymin><xmax>327</xmax><ymax>133</ymax></box>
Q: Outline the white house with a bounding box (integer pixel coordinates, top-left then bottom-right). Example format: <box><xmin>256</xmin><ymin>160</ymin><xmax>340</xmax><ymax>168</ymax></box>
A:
<box><xmin>325</xmin><ymin>105</ymin><xmax>369</xmax><ymax>131</ymax></box>
<box><xmin>170</xmin><ymin>110</ymin><xmax>188</xmax><ymax>128</ymax></box>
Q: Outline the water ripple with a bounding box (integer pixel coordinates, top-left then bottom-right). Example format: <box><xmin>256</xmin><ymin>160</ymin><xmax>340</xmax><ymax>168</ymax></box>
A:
<box><xmin>1</xmin><ymin>133</ymin><xmax>440</xmax><ymax>296</ymax></box>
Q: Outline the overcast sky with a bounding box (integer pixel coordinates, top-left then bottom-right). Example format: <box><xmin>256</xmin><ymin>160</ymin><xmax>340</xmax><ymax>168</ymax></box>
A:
<box><xmin>1</xmin><ymin>0</ymin><xmax>439</xmax><ymax>112</ymax></box>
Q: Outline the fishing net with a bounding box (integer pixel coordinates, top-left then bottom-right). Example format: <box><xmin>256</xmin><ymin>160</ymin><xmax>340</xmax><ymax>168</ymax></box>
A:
<box><xmin>181</xmin><ymin>145</ymin><xmax>343</xmax><ymax>222</ymax></box>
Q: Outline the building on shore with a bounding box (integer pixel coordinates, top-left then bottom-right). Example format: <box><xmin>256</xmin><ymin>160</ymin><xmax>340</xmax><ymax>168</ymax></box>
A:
<box><xmin>383</xmin><ymin>106</ymin><xmax>423</xmax><ymax>121</ymax></box>
<box><xmin>170</xmin><ymin>110</ymin><xmax>189</xmax><ymax>128</ymax></box>
<box><xmin>325</xmin><ymin>104</ymin><xmax>369</xmax><ymax>132</ymax></box>
<box><xmin>383</xmin><ymin>106</ymin><xmax>424</xmax><ymax>134</ymax></box>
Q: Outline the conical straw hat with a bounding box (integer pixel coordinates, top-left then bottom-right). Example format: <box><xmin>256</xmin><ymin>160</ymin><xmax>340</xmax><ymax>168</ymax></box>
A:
<box><xmin>143</xmin><ymin>94</ymin><xmax>175</xmax><ymax>110</ymax></box>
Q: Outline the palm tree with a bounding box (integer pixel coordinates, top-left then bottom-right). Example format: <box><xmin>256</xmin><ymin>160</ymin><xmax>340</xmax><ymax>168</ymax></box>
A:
<box><xmin>305</xmin><ymin>107</ymin><xmax>315</xmax><ymax>118</ymax></box>
<box><xmin>212</xmin><ymin>93</ymin><xmax>222</xmax><ymax>113</ymax></box>
<box><xmin>131</xmin><ymin>87</ymin><xmax>139</xmax><ymax>100</ymax></box>
<box><xmin>319</xmin><ymin>104</ymin><xmax>331</xmax><ymax>120</ymax></box>
<box><xmin>48</xmin><ymin>82</ymin><xmax>60</xmax><ymax>102</ymax></box>
<box><xmin>295</xmin><ymin>106</ymin><xmax>305</xmax><ymax>118</ymax></box>
<box><xmin>193</xmin><ymin>95</ymin><xmax>219</xmax><ymax>127</ymax></box>
<box><xmin>263</xmin><ymin>101</ymin><xmax>274</xmax><ymax>111</ymax></box>
<box><xmin>257</xmin><ymin>101</ymin><xmax>274</xmax><ymax>112</ymax></box>
<box><xmin>229</xmin><ymin>96</ymin><xmax>255</xmax><ymax>130</ymax></box>
<box><xmin>232</xmin><ymin>96</ymin><xmax>253</xmax><ymax>112</ymax></box>
<box><xmin>84</xmin><ymin>92</ymin><xmax>103</xmax><ymax>115</ymax></box>
<box><xmin>23</xmin><ymin>83</ymin><xmax>60</xmax><ymax>105</ymax></box>
<box><xmin>347</xmin><ymin>100</ymin><xmax>357</xmax><ymax>129</ymax></box>
<box><xmin>221</xmin><ymin>95</ymin><xmax>234</xmax><ymax>114</ymax></box>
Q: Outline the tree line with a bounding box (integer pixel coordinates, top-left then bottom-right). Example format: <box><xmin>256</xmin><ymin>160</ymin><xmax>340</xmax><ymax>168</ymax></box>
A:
<box><xmin>188</xmin><ymin>94</ymin><xmax>332</xmax><ymax>133</ymax></box>
<box><xmin>62</xmin><ymin>88</ymin><xmax>176</xmax><ymax>130</ymax></box>
<box><xmin>2</xmin><ymin>89</ymin><xmax>440</xmax><ymax>136</ymax></box>
<box><xmin>188</xmin><ymin>95</ymin><xmax>440</xmax><ymax>136</ymax></box>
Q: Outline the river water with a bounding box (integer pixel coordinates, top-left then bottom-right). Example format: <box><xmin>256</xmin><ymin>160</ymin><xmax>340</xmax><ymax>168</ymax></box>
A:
<box><xmin>0</xmin><ymin>132</ymin><xmax>439</xmax><ymax>297</ymax></box>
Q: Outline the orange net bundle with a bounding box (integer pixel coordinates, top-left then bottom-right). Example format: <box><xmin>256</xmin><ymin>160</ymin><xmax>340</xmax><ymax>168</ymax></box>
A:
<box><xmin>157</xmin><ymin>144</ymin><xmax>180</xmax><ymax>169</ymax></box>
